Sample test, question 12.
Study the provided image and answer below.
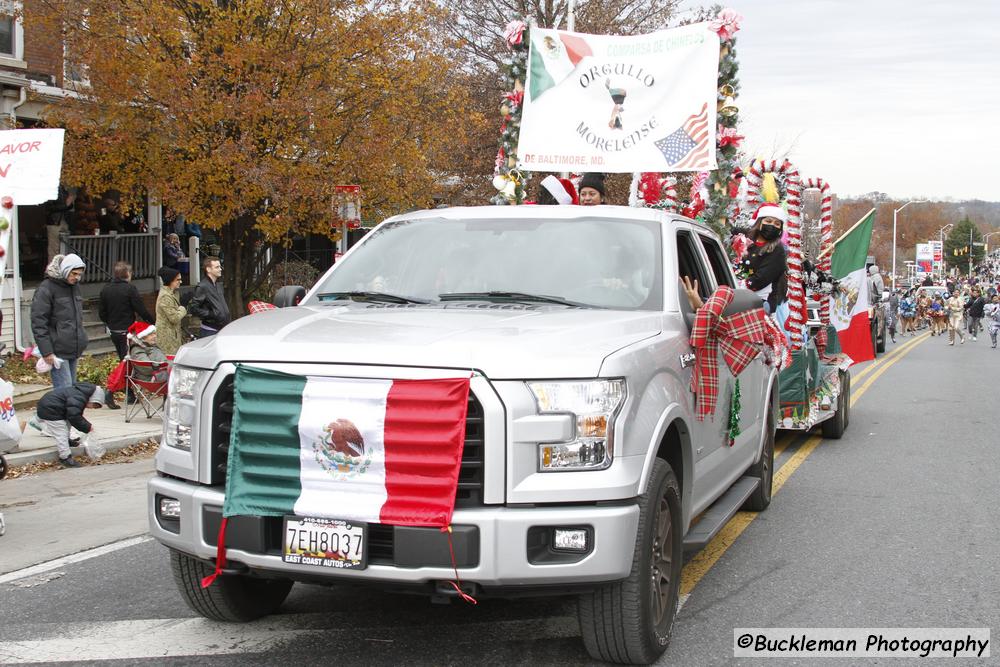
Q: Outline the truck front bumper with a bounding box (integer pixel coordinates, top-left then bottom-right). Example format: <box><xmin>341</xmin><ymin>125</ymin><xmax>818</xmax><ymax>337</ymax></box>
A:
<box><xmin>149</xmin><ymin>475</ymin><xmax>640</xmax><ymax>587</ymax></box>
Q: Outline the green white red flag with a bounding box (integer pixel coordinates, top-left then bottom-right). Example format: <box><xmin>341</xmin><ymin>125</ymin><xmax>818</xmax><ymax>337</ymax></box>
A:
<box><xmin>829</xmin><ymin>209</ymin><xmax>876</xmax><ymax>364</ymax></box>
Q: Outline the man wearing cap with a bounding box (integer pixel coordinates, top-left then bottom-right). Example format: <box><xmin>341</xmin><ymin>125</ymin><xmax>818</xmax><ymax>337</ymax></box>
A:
<box><xmin>30</xmin><ymin>253</ymin><xmax>89</xmax><ymax>389</ymax></box>
<box><xmin>578</xmin><ymin>173</ymin><xmax>607</xmax><ymax>206</ymax></box>
<box><xmin>33</xmin><ymin>382</ymin><xmax>107</xmax><ymax>467</ymax></box>
<box><xmin>99</xmin><ymin>261</ymin><xmax>155</xmax><ymax>361</ymax></box>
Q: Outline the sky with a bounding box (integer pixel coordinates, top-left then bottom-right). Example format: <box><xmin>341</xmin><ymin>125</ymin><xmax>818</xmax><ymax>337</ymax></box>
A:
<box><xmin>679</xmin><ymin>0</ymin><xmax>1000</xmax><ymax>201</ymax></box>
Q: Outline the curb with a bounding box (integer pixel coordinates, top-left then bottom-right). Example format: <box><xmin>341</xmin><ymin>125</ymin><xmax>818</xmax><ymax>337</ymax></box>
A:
<box><xmin>2</xmin><ymin>432</ymin><xmax>161</xmax><ymax>467</ymax></box>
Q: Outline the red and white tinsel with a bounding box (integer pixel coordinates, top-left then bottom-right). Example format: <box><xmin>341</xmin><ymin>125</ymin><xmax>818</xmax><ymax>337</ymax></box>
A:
<box><xmin>746</xmin><ymin>159</ymin><xmax>806</xmax><ymax>350</ymax></box>
<box><xmin>803</xmin><ymin>177</ymin><xmax>834</xmax><ymax>326</ymax></box>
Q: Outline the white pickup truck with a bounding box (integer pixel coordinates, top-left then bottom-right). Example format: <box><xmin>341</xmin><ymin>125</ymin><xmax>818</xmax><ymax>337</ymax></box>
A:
<box><xmin>149</xmin><ymin>205</ymin><xmax>778</xmax><ymax>664</ymax></box>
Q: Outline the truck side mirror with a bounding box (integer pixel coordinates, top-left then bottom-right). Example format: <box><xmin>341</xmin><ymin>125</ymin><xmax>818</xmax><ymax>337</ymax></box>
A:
<box><xmin>274</xmin><ymin>286</ymin><xmax>306</xmax><ymax>308</ymax></box>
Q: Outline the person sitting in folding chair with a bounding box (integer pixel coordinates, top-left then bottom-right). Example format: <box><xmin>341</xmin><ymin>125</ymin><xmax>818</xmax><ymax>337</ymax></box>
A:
<box><xmin>124</xmin><ymin>322</ymin><xmax>170</xmax><ymax>421</ymax></box>
<box><xmin>127</xmin><ymin>322</ymin><xmax>169</xmax><ymax>383</ymax></box>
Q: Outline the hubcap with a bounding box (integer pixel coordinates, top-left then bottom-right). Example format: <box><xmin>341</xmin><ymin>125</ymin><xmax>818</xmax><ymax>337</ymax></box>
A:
<box><xmin>650</xmin><ymin>495</ymin><xmax>673</xmax><ymax>624</ymax></box>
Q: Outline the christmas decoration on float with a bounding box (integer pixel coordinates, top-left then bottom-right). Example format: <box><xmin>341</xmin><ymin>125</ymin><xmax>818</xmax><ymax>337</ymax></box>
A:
<box><xmin>492</xmin><ymin>20</ymin><xmax>529</xmax><ymax>205</ymax></box>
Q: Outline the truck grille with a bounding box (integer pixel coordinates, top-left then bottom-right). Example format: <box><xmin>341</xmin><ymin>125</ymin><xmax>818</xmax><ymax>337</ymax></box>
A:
<box><xmin>209</xmin><ymin>374</ymin><xmax>486</xmax><ymax>509</ymax></box>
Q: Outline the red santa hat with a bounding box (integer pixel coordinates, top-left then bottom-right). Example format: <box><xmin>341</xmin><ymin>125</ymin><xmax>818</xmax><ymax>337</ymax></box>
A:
<box><xmin>540</xmin><ymin>175</ymin><xmax>579</xmax><ymax>205</ymax></box>
<box><xmin>752</xmin><ymin>203</ymin><xmax>787</xmax><ymax>225</ymax></box>
<box><xmin>127</xmin><ymin>321</ymin><xmax>156</xmax><ymax>339</ymax></box>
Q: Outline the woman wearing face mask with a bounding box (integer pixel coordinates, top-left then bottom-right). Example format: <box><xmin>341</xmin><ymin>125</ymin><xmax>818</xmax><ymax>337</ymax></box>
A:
<box><xmin>742</xmin><ymin>204</ymin><xmax>788</xmax><ymax>314</ymax></box>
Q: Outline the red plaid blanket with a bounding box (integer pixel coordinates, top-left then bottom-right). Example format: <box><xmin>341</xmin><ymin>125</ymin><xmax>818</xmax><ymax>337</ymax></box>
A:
<box><xmin>248</xmin><ymin>300</ymin><xmax>277</xmax><ymax>314</ymax></box>
<box><xmin>690</xmin><ymin>286</ymin><xmax>790</xmax><ymax>420</ymax></box>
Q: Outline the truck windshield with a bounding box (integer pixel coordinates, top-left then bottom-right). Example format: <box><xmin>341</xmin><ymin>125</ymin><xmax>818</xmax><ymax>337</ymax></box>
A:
<box><xmin>311</xmin><ymin>216</ymin><xmax>663</xmax><ymax>310</ymax></box>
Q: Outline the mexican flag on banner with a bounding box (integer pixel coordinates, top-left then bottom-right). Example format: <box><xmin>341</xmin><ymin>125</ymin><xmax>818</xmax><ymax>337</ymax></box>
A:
<box><xmin>829</xmin><ymin>209</ymin><xmax>876</xmax><ymax>364</ymax></box>
<box><xmin>222</xmin><ymin>366</ymin><xmax>470</xmax><ymax>528</ymax></box>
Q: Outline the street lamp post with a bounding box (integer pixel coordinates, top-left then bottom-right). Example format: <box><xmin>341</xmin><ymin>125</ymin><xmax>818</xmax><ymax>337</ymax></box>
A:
<box><xmin>892</xmin><ymin>199</ymin><xmax>928</xmax><ymax>290</ymax></box>
<box><xmin>937</xmin><ymin>223</ymin><xmax>954</xmax><ymax>282</ymax></box>
<box><xmin>983</xmin><ymin>231</ymin><xmax>1000</xmax><ymax>255</ymax></box>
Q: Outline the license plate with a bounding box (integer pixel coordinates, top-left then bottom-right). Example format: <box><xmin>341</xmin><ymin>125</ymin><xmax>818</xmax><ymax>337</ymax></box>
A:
<box><xmin>282</xmin><ymin>516</ymin><xmax>367</xmax><ymax>570</ymax></box>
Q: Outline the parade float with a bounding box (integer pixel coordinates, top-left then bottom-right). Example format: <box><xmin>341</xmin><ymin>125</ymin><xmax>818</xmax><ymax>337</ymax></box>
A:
<box><xmin>492</xmin><ymin>10</ymin><xmax>854</xmax><ymax>439</ymax></box>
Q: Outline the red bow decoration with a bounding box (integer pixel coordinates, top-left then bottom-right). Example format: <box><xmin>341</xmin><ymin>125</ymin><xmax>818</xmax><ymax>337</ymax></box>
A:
<box><xmin>690</xmin><ymin>286</ymin><xmax>790</xmax><ymax>420</ymax></box>
<box><xmin>503</xmin><ymin>90</ymin><xmax>524</xmax><ymax>109</ymax></box>
<box><xmin>718</xmin><ymin>127</ymin><xmax>745</xmax><ymax>148</ymax></box>
<box><xmin>682</xmin><ymin>192</ymin><xmax>706</xmax><ymax>219</ymax></box>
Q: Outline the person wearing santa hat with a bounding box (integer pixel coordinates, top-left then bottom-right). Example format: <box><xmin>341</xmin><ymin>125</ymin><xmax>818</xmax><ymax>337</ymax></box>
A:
<box><xmin>536</xmin><ymin>175</ymin><xmax>578</xmax><ymax>205</ymax></box>
<box><xmin>743</xmin><ymin>204</ymin><xmax>788</xmax><ymax>313</ymax></box>
<box><xmin>127</xmin><ymin>322</ymin><xmax>169</xmax><ymax>383</ymax></box>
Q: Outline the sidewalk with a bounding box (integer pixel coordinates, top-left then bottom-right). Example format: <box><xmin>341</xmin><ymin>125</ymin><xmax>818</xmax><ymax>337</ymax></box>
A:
<box><xmin>5</xmin><ymin>403</ymin><xmax>162</xmax><ymax>468</ymax></box>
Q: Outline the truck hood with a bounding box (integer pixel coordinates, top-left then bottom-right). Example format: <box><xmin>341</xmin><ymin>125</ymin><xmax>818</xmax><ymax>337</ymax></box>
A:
<box><xmin>175</xmin><ymin>303</ymin><xmax>663</xmax><ymax>378</ymax></box>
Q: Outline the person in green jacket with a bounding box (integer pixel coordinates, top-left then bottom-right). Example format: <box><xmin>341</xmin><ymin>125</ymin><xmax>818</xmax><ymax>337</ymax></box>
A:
<box><xmin>155</xmin><ymin>267</ymin><xmax>187</xmax><ymax>356</ymax></box>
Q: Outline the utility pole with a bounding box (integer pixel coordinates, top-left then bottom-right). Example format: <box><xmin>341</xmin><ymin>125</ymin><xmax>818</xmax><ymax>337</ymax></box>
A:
<box><xmin>969</xmin><ymin>227</ymin><xmax>973</xmax><ymax>278</ymax></box>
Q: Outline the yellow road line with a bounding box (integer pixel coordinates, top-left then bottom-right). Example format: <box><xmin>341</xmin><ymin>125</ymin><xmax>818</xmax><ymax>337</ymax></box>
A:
<box><xmin>851</xmin><ymin>332</ymin><xmax>929</xmax><ymax>384</ymax></box>
<box><xmin>679</xmin><ymin>333</ymin><xmax>928</xmax><ymax>597</ymax></box>
<box><xmin>851</xmin><ymin>333</ymin><xmax>927</xmax><ymax>405</ymax></box>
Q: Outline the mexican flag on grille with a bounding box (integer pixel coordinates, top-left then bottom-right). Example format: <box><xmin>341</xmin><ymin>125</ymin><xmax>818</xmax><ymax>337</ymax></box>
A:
<box><xmin>829</xmin><ymin>209</ymin><xmax>876</xmax><ymax>364</ymax></box>
<box><xmin>222</xmin><ymin>365</ymin><xmax>470</xmax><ymax>528</ymax></box>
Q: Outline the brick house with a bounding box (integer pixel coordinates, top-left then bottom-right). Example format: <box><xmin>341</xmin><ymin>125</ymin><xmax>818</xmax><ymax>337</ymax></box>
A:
<box><xmin>0</xmin><ymin>1</ymin><xmax>163</xmax><ymax>354</ymax></box>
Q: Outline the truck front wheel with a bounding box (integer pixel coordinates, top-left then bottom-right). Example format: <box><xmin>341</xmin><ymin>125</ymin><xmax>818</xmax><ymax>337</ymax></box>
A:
<box><xmin>170</xmin><ymin>550</ymin><xmax>293</xmax><ymax>622</ymax></box>
<box><xmin>578</xmin><ymin>458</ymin><xmax>682</xmax><ymax>664</ymax></box>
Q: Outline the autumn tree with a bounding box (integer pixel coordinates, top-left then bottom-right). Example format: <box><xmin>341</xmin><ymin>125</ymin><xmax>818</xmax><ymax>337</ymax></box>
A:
<box><xmin>30</xmin><ymin>0</ymin><xmax>480</xmax><ymax>312</ymax></box>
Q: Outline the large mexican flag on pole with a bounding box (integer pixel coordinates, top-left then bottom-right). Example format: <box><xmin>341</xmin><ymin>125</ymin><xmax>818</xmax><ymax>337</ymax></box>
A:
<box><xmin>829</xmin><ymin>209</ymin><xmax>876</xmax><ymax>364</ymax></box>
<box><xmin>222</xmin><ymin>366</ymin><xmax>470</xmax><ymax>528</ymax></box>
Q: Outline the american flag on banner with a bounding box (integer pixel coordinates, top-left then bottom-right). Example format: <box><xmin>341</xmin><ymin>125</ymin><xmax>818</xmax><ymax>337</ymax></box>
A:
<box><xmin>654</xmin><ymin>103</ymin><xmax>710</xmax><ymax>170</ymax></box>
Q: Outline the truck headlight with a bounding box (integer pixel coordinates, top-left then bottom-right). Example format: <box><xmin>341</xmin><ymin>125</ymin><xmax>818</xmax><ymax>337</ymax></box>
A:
<box><xmin>527</xmin><ymin>379</ymin><xmax>626</xmax><ymax>472</ymax></box>
<box><xmin>164</xmin><ymin>367</ymin><xmax>205</xmax><ymax>451</ymax></box>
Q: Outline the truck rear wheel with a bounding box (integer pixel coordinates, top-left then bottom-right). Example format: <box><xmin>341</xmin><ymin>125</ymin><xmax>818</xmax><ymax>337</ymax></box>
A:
<box><xmin>170</xmin><ymin>550</ymin><xmax>293</xmax><ymax>622</ymax></box>
<box><xmin>578</xmin><ymin>459</ymin><xmax>682</xmax><ymax>664</ymax></box>
<box><xmin>821</xmin><ymin>370</ymin><xmax>850</xmax><ymax>439</ymax></box>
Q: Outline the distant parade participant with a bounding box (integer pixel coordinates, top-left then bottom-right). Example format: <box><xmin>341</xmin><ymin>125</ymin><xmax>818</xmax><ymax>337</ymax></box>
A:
<box><xmin>916</xmin><ymin>292</ymin><xmax>930</xmax><ymax>330</ymax></box>
<box><xmin>945</xmin><ymin>291</ymin><xmax>966</xmax><ymax>346</ymax></box>
<box><xmin>577</xmin><ymin>173</ymin><xmax>607</xmax><ymax>206</ymax></box>
<box><xmin>899</xmin><ymin>290</ymin><xmax>917</xmax><ymax>336</ymax></box>
<box><xmin>984</xmin><ymin>294</ymin><xmax>1000</xmax><ymax>349</ymax></box>
<box><xmin>965</xmin><ymin>286</ymin><xmax>986</xmax><ymax>341</ymax></box>
<box><xmin>928</xmin><ymin>295</ymin><xmax>947</xmax><ymax>336</ymax></box>
<box><xmin>886</xmin><ymin>290</ymin><xmax>899</xmax><ymax>343</ymax></box>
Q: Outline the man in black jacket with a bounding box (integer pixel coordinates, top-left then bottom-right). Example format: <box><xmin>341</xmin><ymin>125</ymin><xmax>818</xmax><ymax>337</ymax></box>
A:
<box><xmin>99</xmin><ymin>261</ymin><xmax>155</xmax><ymax>360</ymax></box>
<box><xmin>188</xmin><ymin>256</ymin><xmax>230</xmax><ymax>338</ymax></box>
<box><xmin>30</xmin><ymin>254</ymin><xmax>88</xmax><ymax>390</ymax></box>
<box><xmin>33</xmin><ymin>382</ymin><xmax>106</xmax><ymax>467</ymax></box>
<box><xmin>966</xmin><ymin>287</ymin><xmax>986</xmax><ymax>340</ymax></box>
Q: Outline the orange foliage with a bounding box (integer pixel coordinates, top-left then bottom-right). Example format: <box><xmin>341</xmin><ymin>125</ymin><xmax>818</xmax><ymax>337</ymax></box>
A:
<box><xmin>29</xmin><ymin>0</ymin><xmax>481</xmax><ymax>306</ymax></box>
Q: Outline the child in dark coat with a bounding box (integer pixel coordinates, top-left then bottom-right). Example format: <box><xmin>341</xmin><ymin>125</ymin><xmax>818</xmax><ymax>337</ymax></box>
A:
<box><xmin>33</xmin><ymin>383</ymin><xmax>106</xmax><ymax>467</ymax></box>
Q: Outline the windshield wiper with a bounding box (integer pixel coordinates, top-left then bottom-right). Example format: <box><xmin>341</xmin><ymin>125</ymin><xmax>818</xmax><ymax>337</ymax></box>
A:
<box><xmin>438</xmin><ymin>291</ymin><xmax>585</xmax><ymax>307</ymax></box>
<box><xmin>316</xmin><ymin>291</ymin><xmax>430</xmax><ymax>304</ymax></box>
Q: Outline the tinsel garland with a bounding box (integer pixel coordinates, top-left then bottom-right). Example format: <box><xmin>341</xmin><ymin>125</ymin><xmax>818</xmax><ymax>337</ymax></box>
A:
<box><xmin>727</xmin><ymin>378</ymin><xmax>741</xmax><ymax>446</ymax></box>
<box><xmin>701</xmin><ymin>19</ymin><xmax>745</xmax><ymax>241</ymax></box>
<box><xmin>492</xmin><ymin>20</ymin><xmax>529</xmax><ymax>205</ymax></box>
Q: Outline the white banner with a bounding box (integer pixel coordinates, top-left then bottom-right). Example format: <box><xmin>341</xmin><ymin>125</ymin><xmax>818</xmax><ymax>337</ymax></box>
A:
<box><xmin>0</xmin><ymin>128</ymin><xmax>65</xmax><ymax>205</ymax></box>
<box><xmin>518</xmin><ymin>24</ymin><xmax>720</xmax><ymax>173</ymax></box>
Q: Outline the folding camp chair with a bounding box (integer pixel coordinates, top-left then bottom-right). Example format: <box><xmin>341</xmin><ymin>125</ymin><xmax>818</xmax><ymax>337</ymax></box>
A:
<box><xmin>124</xmin><ymin>358</ymin><xmax>170</xmax><ymax>422</ymax></box>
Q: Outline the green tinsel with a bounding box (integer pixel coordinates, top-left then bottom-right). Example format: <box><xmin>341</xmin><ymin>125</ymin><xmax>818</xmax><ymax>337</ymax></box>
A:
<box><xmin>727</xmin><ymin>378</ymin><xmax>741</xmax><ymax>447</ymax></box>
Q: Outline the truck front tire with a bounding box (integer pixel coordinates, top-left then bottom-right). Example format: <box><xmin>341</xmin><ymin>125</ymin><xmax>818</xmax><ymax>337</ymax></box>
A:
<box><xmin>170</xmin><ymin>550</ymin><xmax>293</xmax><ymax>622</ymax></box>
<box><xmin>578</xmin><ymin>459</ymin><xmax>682</xmax><ymax>664</ymax></box>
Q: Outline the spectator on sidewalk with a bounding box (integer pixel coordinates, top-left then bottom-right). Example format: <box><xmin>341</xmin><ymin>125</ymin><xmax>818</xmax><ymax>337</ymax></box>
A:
<box><xmin>188</xmin><ymin>256</ymin><xmax>230</xmax><ymax>339</ymax></box>
<box><xmin>99</xmin><ymin>261</ymin><xmax>154</xmax><ymax>361</ymax></box>
<box><xmin>155</xmin><ymin>267</ymin><xmax>187</xmax><ymax>356</ymax></box>
<box><xmin>33</xmin><ymin>382</ymin><xmax>107</xmax><ymax>468</ymax></box>
<box><xmin>30</xmin><ymin>254</ymin><xmax>88</xmax><ymax>390</ymax></box>
<box><xmin>127</xmin><ymin>322</ymin><xmax>169</xmax><ymax>383</ymax></box>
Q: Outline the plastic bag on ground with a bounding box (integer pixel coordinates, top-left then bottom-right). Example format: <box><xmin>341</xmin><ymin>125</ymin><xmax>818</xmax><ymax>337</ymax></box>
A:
<box><xmin>82</xmin><ymin>433</ymin><xmax>107</xmax><ymax>460</ymax></box>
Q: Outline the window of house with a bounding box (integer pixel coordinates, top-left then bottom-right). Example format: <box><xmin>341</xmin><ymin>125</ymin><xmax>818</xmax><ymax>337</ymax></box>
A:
<box><xmin>0</xmin><ymin>16</ymin><xmax>14</xmax><ymax>56</ymax></box>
